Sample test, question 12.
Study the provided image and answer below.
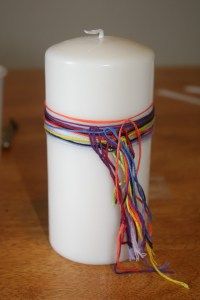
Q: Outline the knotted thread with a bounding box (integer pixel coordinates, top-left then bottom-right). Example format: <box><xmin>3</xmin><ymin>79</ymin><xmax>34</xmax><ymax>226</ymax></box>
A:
<box><xmin>44</xmin><ymin>103</ymin><xmax>188</xmax><ymax>289</ymax></box>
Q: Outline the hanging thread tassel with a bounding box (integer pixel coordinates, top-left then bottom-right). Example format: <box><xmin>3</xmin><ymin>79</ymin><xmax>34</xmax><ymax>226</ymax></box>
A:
<box><xmin>44</xmin><ymin>103</ymin><xmax>189</xmax><ymax>289</ymax></box>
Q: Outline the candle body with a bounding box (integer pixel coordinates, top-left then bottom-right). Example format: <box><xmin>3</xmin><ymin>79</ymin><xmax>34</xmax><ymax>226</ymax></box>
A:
<box><xmin>45</xmin><ymin>35</ymin><xmax>154</xmax><ymax>264</ymax></box>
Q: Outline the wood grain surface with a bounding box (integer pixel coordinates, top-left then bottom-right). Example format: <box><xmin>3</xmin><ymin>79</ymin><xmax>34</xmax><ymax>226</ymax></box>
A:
<box><xmin>0</xmin><ymin>69</ymin><xmax>199</xmax><ymax>299</ymax></box>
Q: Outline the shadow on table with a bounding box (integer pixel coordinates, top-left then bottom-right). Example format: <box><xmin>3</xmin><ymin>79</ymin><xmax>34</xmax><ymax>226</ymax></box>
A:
<box><xmin>13</xmin><ymin>118</ymin><xmax>48</xmax><ymax>238</ymax></box>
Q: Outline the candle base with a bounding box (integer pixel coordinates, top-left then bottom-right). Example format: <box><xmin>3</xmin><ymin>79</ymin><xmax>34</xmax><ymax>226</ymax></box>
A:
<box><xmin>49</xmin><ymin>236</ymin><xmax>128</xmax><ymax>265</ymax></box>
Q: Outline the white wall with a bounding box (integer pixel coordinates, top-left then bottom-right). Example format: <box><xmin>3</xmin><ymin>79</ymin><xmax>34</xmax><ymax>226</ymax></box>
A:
<box><xmin>0</xmin><ymin>0</ymin><xmax>200</xmax><ymax>68</ymax></box>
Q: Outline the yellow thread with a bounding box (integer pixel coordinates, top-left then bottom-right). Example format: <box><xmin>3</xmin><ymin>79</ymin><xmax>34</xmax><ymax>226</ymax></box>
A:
<box><xmin>146</xmin><ymin>244</ymin><xmax>189</xmax><ymax>289</ymax></box>
<box><xmin>45</xmin><ymin>127</ymin><xmax>89</xmax><ymax>144</ymax></box>
<box><xmin>126</xmin><ymin>180</ymin><xmax>189</xmax><ymax>289</ymax></box>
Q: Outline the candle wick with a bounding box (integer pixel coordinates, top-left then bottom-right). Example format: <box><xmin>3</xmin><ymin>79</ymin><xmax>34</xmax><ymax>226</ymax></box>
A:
<box><xmin>84</xmin><ymin>29</ymin><xmax>104</xmax><ymax>39</ymax></box>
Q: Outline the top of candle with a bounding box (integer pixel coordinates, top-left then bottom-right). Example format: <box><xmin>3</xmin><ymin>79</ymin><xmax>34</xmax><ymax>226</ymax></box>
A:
<box><xmin>46</xmin><ymin>30</ymin><xmax>154</xmax><ymax>65</ymax></box>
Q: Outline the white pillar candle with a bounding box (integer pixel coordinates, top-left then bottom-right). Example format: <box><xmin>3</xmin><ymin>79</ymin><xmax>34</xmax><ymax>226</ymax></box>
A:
<box><xmin>45</xmin><ymin>29</ymin><xmax>154</xmax><ymax>264</ymax></box>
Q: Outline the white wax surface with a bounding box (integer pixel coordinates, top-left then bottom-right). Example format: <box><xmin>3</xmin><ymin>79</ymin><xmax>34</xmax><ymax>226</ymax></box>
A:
<box><xmin>45</xmin><ymin>32</ymin><xmax>154</xmax><ymax>264</ymax></box>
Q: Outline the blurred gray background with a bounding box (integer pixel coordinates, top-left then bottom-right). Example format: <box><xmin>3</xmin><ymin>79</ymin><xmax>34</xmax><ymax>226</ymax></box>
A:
<box><xmin>0</xmin><ymin>0</ymin><xmax>200</xmax><ymax>68</ymax></box>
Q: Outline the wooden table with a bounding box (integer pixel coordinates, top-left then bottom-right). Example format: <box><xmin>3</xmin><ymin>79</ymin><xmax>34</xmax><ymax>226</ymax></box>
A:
<box><xmin>0</xmin><ymin>69</ymin><xmax>199</xmax><ymax>299</ymax></box>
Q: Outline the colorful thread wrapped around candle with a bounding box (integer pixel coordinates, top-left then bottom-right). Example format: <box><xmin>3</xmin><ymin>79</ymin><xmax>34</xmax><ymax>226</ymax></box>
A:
<box><xmin>44</xmin><ymin>103</ymin><xmax>188</xmax><ymax>289</ymax></box>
